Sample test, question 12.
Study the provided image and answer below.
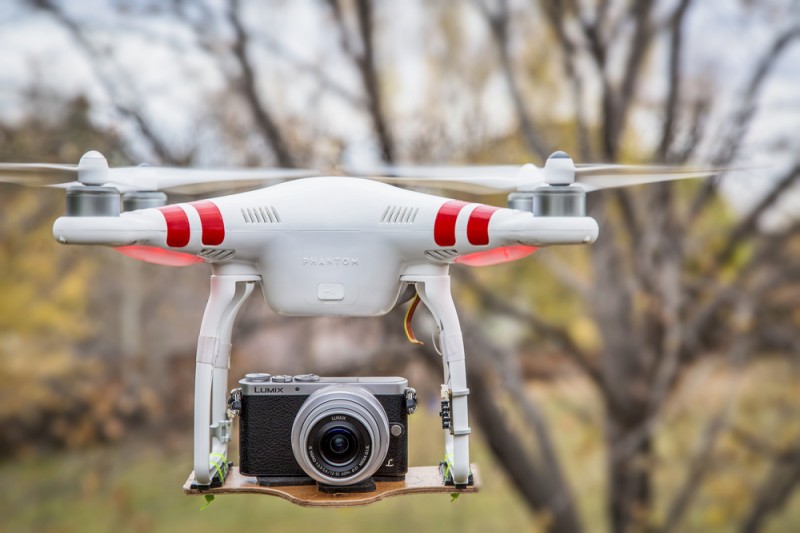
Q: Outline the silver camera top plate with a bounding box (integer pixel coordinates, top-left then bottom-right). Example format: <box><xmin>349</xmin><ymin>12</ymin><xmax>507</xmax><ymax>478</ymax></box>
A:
<box><xmin>239</xmin><ymin>375</ymin><xmax>408</xmax><ymax>396</ymax></box>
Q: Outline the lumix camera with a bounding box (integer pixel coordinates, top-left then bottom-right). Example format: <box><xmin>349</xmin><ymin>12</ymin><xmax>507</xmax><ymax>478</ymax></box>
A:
<box><xmin>234</xmin><ymin>373</ymin><xmax>417</xmax><ymax>492</ymax></box>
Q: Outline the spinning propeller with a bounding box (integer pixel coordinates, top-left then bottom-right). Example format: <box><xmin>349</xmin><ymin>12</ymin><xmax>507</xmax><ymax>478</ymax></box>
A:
<box><xmin>345</xmin><ymin>151</ymin><xmax>727</xmax><ymax>194</ymax></box>
<box><xmin>0</xmin><ymin>150</ymin><xmax>730</xmax><ymax>195</ymax></box>
<box><xmin>0</xmin><ymin>149</ymin><xmax>730</xmax><ymax>200</ymax></box>
<box><xmin>0</xmin><ymin>150</ymin><xmax>321</xmax><ymax>194</ymax></box>
<box><xmin>345</xmin><ymin>151</ymin><xmax>733</xmax><ymax>218</ymax></box>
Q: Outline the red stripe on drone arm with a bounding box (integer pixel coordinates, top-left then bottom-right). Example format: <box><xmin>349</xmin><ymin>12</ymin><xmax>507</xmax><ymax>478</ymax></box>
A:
<box><xmin>433</xmin><ymin>201</ymin><xmax>468</xmax><ymax>246</ymax></box>
<box><xmin>190</xmin><ymin>200</ymin><xmax>225</xmax><ymax>246</ymax></box>
<box><xmin>158</xmin><ymin>206</ymin><xmax>191</xmax><ymax>248</ymax></box>
<box><xmin>466</xmin><ymin>205</ymin><xmax>499</xmax><ymax>246</ymax></box>
<box><xmin>455</xmin><ymin>245</ymin><xmax>539</xmax><ymax>267</ymax></box>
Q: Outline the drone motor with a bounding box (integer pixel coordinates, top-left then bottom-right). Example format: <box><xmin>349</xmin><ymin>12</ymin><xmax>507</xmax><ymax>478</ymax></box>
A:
<box><xmin>122</xmin><ymin>191</ymin><xmax>168</xmax><ymax>211</ymax></box>
<box><xmin>533</xmin><ymin>185</ymin><xmax>586</xmax><ymax>217</ymax></box>
<box><xmin>508</xmin><ymin>186</ymin><xmax>586</xmax><ymax>217</ymax></box>
<box><xmin>507</xmin><ymin>151</ymin><xmax>586</xmax><ymax>216</ymax></box>
<box><xmin>65</xmin><ymin>185</ymin><xmax>120</xmax><ymax>217</ymax></box>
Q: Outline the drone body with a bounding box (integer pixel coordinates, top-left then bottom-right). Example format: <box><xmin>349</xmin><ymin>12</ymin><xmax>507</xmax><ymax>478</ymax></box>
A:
<box><xmin>53</xmin><ymin>177</ymin><xmax>599</xmax><ymax>317</ymax></box>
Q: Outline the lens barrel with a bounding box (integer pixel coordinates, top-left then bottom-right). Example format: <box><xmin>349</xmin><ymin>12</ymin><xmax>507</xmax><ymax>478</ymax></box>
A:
<box><xmin>291</xmin><ymin>386</ymin><xmax>390</xmax><ymax>486</ymax></box>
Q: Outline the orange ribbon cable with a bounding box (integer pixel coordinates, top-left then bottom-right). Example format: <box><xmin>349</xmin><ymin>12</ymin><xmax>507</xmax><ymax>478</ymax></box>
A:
<box><xmin>404</xmin><ymin>292</ymin><xmax>424</xmax><ymax>345</ymax></box>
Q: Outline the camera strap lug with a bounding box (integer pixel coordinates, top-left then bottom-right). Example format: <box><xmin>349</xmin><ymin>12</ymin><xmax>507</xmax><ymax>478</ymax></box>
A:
<box><xmin>227</xmin><ymin>388</ymin><xmax>242</xmax><ymax>418</ymax></box>
<box><xmin>210</xmin><ymin>388</ymin><xmax>242</xmax><ymax>444</ymax></box>
<box><xmin>405</xmin><ymin>387</ymin><xmax>418</xmax><ymax>415</ymax></box>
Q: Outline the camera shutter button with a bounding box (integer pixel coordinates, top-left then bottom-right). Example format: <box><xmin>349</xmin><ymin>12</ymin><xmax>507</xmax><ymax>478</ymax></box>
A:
<box><xmin>271</xmin><ymin>375</ymin><xmax>293</xmax><ymax>383</ymax></box>
<box><xmin>245</xmin><ymin>373</ymin><xmax>271</xmax><ymax>382</ymax></box>
<box><xmin>294</xmin><ymin>374</ymin><xmax>320</xmax><ymax>382</ymax></box>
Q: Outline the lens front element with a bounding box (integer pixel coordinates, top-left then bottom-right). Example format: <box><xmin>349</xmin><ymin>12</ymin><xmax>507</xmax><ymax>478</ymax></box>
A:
<box><xmin>319</xmin><ymin>425</ymin><xmax>358</xmax><ymax>466</ymax></box>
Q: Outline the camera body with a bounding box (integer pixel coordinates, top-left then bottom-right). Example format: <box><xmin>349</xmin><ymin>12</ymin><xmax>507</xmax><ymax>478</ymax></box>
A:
<box><xmin>237</xmin><ymin>373</ymin><xmax>415</xmax><ymax>488</ymax></box>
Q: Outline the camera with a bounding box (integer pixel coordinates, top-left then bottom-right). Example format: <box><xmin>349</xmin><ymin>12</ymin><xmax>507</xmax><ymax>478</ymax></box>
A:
<box><xmin>235</xmin><ymin>373</ymin><xmax>417</xmax><ymax>491</ymax></box>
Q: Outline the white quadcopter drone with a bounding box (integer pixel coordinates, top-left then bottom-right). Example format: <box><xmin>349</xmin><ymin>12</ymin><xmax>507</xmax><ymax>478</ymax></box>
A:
<box><xmin>0</xmin><ymin>150</ymin><xmax>721</xmax><ymax>493</ymax></box>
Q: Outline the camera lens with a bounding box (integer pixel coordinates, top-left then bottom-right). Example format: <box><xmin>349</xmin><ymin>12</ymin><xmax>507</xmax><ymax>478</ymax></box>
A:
<box><xmin>291</xmin><ymin>386</ymin><xmax>390</xmax><ymax>486</ymax></box>
<box><xmin>311</xmin><ymin>420</ymin><xmax>366</xmax><ymax>471</ymax></box>
<box><xmin>322</xmin><ymin>428</ymin><xmax>354</xmax><ymax>463</ymax></box>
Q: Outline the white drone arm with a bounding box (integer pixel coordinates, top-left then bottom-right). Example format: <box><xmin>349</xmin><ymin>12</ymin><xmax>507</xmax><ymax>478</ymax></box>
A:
<box><xmin>193</xmin><ymin>267</ymin><xmax>259</xmax><ymax>486</ymax></box>
<box><xmin>403</xmin><ymin>273</ymin><xmax>472</xmax><ymax>486</ymax></box>
<box><xmin>492</xmin><ymin>214</ymin><xmax>599</xmax><ymax>247</ymax></box>
<box><xmin>53</xmin><ymin>213</ymin><xmax>164</xmax><ymax>246</ymax></box>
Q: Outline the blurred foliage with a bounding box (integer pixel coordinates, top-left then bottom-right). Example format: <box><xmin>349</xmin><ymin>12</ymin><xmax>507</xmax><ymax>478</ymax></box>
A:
<box><xmin>0</xmin><ymin>96</ymin><xmax>124</xmax><ymax>338</ymax></box>
<box><xmin>0</xmin><ymin>97</ymin><xmax>171</xmax><ymax>456</ymax></box>
<box><xmin>0</xmin><ymin>348</ymin><xmax>166</xmax><ymax>455</ymax></box>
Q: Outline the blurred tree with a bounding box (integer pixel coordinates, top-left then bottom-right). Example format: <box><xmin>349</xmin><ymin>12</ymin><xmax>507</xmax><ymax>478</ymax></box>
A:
<box><xmin>4</xmin><ymin>1</ymin><xmax>798</xmax><ymax>532</ymax></box>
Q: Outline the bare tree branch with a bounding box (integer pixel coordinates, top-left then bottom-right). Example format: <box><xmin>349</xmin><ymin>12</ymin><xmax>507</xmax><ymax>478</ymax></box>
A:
<box><xmin>657</xmin><ymin>0</ymin><xmax>694</xmax><ymax>162</ymax></box>
<box><xmin>352</xmin><ymin>0</ymin><xmax>395</xmax><ymax>163</ymax></box>
<box><xmin>540</xmin><ymin>0</ymin><xmax>592</xmax><ymax>160</ymax></box>
<box><xmin>740</xmin><ymin>439</ymin><xmax>800</xmax><ymax>533</ymax></box>
<box><xmin>612</xmin><ymin>190</ymin><xmax>644</xmax><ymax>253</ymax></box>
<box><xmin>584</xmin><ymin>1</ymin><xmax>657</xmax><ymax>288</ymax></box>
<box><xmin>253</xmin><ymin>33</ymin><xmax>369</xmax><ymax>109</ymax></box>
<box><xmin>452</xmin><ymin>267</ymin><xmax>619</xmax><ymax>411</ymax></box>
<box><xmin>673</xmin><ymin>95</ymin><xmax>710</xmax><ymax>163</ymax></box>
<box><xmin>227</xmin><ymin>0</ymin><xmax>295</xmax><ymax>166</ymax></box>
<box><xmin>659</xmin><ymin>310</ymin><xmax>749</xmax><ymax>533</ymax></box>
<box><xmin>34</xmin><ymin>0</ymin><xmax>184</xmax><ymax>164</ymax></box>
<box><xmin>326</xmin><ymin>0</ymin><xmax>396</xmax><ymax>163</ymax></box>
<box><xmin>689</xmin><ymin>24</ymin><xmax>800</xmax><ymax>221</ymax></box>
<box><xmin>604</xmin><ymin>0</ymin><xmax>655</xmax><ymax>159</ymax></box>
<box><xmin>730</xmin><ymin>425</ymin><xmax>788</xmax><ymax>460</ymax></box>
<box><xmin>714</xmin><ymin>24</ymin><xmax>800</xmax><ymax>165</ymax></box>
<box><xmin>645</xmin><ymin>237</ymin><xmax>683</xmax><ymax>413</ymax></box>
<box><xmin>680</xmin><ymin>220</ymin><xmax>799</xmax><ymax>360</ymax></box>
<box><xmin>712</xmin><ymin>161</ymin><xmax>800</xmax><ymax>268</ymax></box>
<box><xmin>534</xmin><ymin>250</ymin><xmax>591</xmax><ymax>296</ymax></box>
<box><xmin>475</xmin><ymin>0</ymin><xmax>550</xmax><ymax>160</ymax></box>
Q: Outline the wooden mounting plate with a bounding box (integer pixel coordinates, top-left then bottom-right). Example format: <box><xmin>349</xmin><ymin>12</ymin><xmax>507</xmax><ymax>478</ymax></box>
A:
<box><xmin>183</xmin><ymin>465</ymin><xmax>479</xmax><ymax>508</ymax></box>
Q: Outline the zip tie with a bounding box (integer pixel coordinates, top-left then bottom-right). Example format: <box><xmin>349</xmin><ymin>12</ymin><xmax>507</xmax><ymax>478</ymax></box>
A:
<box><xmin>210</xmin><ymin>452</ymin><xmax>227</xmax><ymax>484</ymax></box>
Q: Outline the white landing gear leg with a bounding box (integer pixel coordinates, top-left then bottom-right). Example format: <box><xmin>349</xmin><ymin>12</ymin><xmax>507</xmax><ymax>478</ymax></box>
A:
<box><xmin>193</xmin><ymin>273</ymin><xmax>258</xmax><ymax>487</ymax></box>
<box><xmin>403</xmin><ymin>275</ymin><xmax>472</xmax><ymax>487</ymax></box>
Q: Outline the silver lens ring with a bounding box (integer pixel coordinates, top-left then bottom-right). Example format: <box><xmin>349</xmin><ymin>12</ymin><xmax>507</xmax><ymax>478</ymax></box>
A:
<box><xmin>291</xmin><ymin>385</ymin><xmax>390</xmax><ymax>486</ymax></box>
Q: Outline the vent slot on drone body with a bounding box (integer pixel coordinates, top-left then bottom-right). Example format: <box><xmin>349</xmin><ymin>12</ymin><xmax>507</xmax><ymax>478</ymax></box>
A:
<box><xmin>199</xmin><ymin>249</ymin><xmax>236</xmax><ymax>262</ymax></box>
<box><xmin>242</xmin><ymin>206</ymin><xmax>281</xmax><ymax>224</ymax></box>
<box><xmin>380</xmin><ymin>205</ymin><xmax>419</xmax><ymax>224</ymax></box>
<box><xmin>425</xmin><ymin>249</ymin><xmax>459</xmax><ymax>262</ymax></box>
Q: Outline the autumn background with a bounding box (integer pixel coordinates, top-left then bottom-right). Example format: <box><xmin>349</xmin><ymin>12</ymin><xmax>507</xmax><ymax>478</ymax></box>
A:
<box><xmin>0</xmin><ymin>1</ymin><xmax>799</xmax><ymax>532</ymax></box>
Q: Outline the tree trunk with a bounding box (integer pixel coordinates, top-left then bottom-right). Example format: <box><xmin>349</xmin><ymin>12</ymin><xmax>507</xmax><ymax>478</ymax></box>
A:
<box><xmin>607</xmin><ymin>415</ymin><xmax>653</xmax><ymax>533</ymax></box>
